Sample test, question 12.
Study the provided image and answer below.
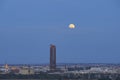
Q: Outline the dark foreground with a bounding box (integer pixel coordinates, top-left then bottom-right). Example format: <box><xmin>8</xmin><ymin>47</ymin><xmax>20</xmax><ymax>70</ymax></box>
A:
<box><xmin>0</xmin><ymin>73</ymin><xmax>120</xmax><ymax>80</ymax></box>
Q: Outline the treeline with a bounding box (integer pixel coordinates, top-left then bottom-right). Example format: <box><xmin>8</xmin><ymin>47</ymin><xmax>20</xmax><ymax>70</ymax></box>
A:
<box><xmin>0</xmin><ymin>73</ymin><xmax>120</xmax><ymax>80</ymax></box>
<box><xmin>0</xmin><ymin>74</ymin><xmax>61</xmax><ymax>79</ymax></box>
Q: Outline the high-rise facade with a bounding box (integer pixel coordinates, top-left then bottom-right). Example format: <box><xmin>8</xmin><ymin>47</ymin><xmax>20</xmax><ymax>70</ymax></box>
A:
<box><xmin>50</xmin><ymin>44</ymin><xmax>56</xmax><ymax>70</ymax></box>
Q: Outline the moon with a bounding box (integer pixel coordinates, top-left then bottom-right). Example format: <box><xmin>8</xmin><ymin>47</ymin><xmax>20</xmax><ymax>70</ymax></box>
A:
<box><xmin>69</xmin><ymin>24</ymin><xmax>75</xmax><ymax>29</ymax></box>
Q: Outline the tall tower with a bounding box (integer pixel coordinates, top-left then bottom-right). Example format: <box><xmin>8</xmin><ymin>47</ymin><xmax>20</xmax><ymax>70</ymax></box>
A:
<box><xmin>5</xmin><ymin>64</ymin><xmax>9</xmax><ymax>73</ymax></box>
<box><xmin>50</xmin><ymin>44</ymin><xmax>56</xmax><ymax>71</ymax></box>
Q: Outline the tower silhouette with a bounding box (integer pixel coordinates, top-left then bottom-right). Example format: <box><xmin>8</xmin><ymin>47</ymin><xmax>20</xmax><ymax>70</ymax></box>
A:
<box><xmin>50</xmin><ymin>44</ymin><xmax>56</xmax><ymax>71</ymax></box>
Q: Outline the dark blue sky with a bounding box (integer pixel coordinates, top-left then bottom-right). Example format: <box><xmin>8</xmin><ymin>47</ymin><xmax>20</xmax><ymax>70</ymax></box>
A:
<box><xmin>0</xmin><ymin>0</ymin><xmax>120</xmax><ymax>64</ymax></box>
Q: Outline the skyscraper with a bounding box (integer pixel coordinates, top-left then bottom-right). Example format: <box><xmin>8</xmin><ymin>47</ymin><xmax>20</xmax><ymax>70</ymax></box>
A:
<box><xmin>50</xmin><ymin>44</ymin><xmax>56</xmax><ymax>71</ymax></box>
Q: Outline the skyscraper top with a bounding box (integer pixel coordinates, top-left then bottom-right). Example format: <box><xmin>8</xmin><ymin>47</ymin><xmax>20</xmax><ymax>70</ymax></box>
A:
<box><xmin>50</xmin><ymin>44</ymin><xmax>56</xmax><ymax>47</ymax></box>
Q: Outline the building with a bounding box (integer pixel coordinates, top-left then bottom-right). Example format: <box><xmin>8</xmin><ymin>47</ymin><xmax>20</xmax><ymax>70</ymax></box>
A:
<box><xmin>50</xmin><ymin>44</ymin><xmax>56</xmax><ymax>71</ymax></box>
<box><xmin>19</xmin><ymin>67</ymin><xmax>34</xmax><ymax>75</ymax></box>
<box><xmin>4</xmin><ymin>64</ymin><xmax>9</xmax><ymax>73</ymax></box>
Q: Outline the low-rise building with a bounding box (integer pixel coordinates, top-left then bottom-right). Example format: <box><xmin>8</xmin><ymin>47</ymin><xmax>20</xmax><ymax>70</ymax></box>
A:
<box><xmin>19</xmin><ymin>68</ymin><xmax>34</xmax><ymax>75</ymax></box>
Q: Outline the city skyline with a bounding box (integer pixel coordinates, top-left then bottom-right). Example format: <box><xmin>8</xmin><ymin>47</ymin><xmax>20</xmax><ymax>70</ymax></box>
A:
<box><xmin>0</xmin><ymin>0</ymin><xmax>120</xmax><ymax>64</ymax></box>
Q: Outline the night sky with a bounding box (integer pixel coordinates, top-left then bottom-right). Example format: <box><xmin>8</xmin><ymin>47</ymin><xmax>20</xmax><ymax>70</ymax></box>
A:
<box><xmin>0</xmin><ymin>0</ymin><xmax>120</xmax><ymax>64</ymax></box>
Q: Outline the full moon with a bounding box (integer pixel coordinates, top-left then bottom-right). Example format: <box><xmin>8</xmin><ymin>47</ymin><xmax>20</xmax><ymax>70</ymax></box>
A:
<box><xmin>69</xmin><ymin>24</ymin><xmax>75</xmax><ymax>29</ymax></box>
